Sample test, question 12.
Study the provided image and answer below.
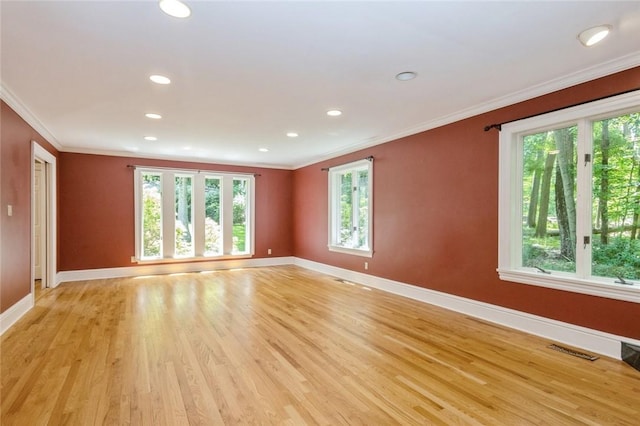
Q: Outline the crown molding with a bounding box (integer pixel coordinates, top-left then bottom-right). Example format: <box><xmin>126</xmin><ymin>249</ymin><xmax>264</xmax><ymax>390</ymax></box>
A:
<box><xmin>61</xmin><ymin>146</ymin><xmax>296</xmax><ymax>170</ymax></box>
<box><xmin>0</xmin><ymin>82</ymin><xmax>62</xmax><ymax>151</ymax></box>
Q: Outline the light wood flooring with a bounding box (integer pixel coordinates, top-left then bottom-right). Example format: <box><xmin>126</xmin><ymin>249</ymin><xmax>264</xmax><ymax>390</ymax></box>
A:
<box><xmin>2</xmin><ymin>265</ymin><xmax>639</xmax><ymax>425</ymax></box>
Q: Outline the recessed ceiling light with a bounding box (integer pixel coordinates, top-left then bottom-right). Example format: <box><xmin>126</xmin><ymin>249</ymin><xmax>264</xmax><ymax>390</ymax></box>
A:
<box><xmin>286</xmin><ymin>132</ymin><xmax>299</xmax><ymax>138</ymax></box>
<box><xmin>395</xmin><ymin>71</ymin><xmax>417</xmax><ymax>81</ymax></box>
<box><xmin>159</xmin><ymin>0</ymin><xmax>191</xmax><ymax>18</ymax></box>
<box><xmin>149</xmin><ymin>74</ymin><xmax>171</xmax><ymax>85</ymax></box>
<box><xmin>145</xmin><ymin>113</ymin><xmax>162</xmax><ymax>119</ymax></box>
<box><xmin>259</xmin><ymin>148</ymin><xmax>269</xmax><ymax>152</ymax></box>
<box><xmin>578</xmin><ymin>25</ymin><xmax>611</xmax><ymax>47</ymax></box>
<box><xmin>144</xmin><ymin>136</ymin><xmax>158</xmax><ymax>141</ymax></box>
<box><xmin>327</xmin><ymin>110</ymin><xmax>342</xmax><ymax>117</ymax></box>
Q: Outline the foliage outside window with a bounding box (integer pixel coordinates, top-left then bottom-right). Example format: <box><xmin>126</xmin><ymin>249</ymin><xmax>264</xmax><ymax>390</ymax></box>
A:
<box><xmin>499</xmin><ymin>90</ymin><xmax>640</xmax><ymax>302</ymax></box>
<box><xmin>135</xmin><ymin>168</ymin><xmax>254</xmax><ymax>261</ymax></box>
<box><xmin>328</xmin><ymin>159</ymin><xmax>373</xmax><ymax>257</ymax></box>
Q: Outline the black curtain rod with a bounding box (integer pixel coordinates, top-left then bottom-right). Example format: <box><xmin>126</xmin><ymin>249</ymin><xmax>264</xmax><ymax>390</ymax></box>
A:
<box><xmin>321</xmin><ymin>155</ymin><xmax>374</xmax><ymax>171</ymax></box>
<box><xmin>483</xmin><ymin>86</ymin><xmax>640</xmax><ymax>132</ymax></box>
<box><xmin>126</xmin><ymin>164</ymin><xmax>261</xmax><ymax>177</ymax></box>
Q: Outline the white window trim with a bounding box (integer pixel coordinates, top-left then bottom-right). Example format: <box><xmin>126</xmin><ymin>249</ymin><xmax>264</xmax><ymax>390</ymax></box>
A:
<box><xmin>498</xmin><ymin>90</ymin><xmax>640</xmax><ymax>303</ymax></box>
<box><xmin>134</xmin><ymin>167</ymin><xmax>255</xmax><ymax>263</ymax></box>
<box><xmin>328</xmin><ymin>159</ymin><xmax>374</xmax><ymax>258</ymax></box>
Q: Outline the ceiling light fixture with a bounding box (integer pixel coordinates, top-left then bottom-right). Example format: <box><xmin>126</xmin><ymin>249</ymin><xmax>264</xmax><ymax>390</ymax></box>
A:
<box><xmin>159</xmin><ymin>0</ymin><xmax>191</xmax><ymax>18</ymax></box>
<box><xmin>395</xmin><ymin>71</ymin><xmax>417</xmax><ymax>81</ymax></box>
<box><xmin>327</xmin><ymin>110</ymin><xmax>342</xmax><ymax>117</ymax></box>
<box><xmin>578</xmin><ymin>25</ymin><xmax>611</xmax><ymax>47</ymax></box>
<box><xmin>144</xmin><ymin>136</ymin><xmax>158</xmax><ymax>141</ymax></box>
<box><xmin>149</xmin><ymin>74</ymin><xmax>171</xmax><ymax>85</ymax></box>
<box><xmin>286</xmin><ymin>132</ymin><xmax>299</xmax><ymax>138</ymax></box>
<box><xmin>259</xmin><ymin>148</ymin><xmax>269</xmax><ymax>152</ymax></box>
<box><xmin>145</xmin><ymin>113</ymin><xmax>162</xmax><ymax>119</ymax></box>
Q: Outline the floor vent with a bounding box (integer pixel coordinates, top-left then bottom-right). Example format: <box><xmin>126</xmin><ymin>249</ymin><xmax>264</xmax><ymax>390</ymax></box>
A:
<box><xmin>548</xmin><ymin>344</ymin><xmax>599</xmax><ymax>361</ymax></box>
<box><xmin>622</xmin><ymin>342</ymin><xmax>640</xmax><ymax>372</ymax></box>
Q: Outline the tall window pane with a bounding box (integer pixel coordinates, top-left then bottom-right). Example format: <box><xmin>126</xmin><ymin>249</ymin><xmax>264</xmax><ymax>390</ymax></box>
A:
<box><xmin>356</xmin><ymin>169</ymin><xmax>369</xmax><ymax>249</ymax></box>
<box><xmin>232</xmin><ymin>178</ymin><xmax>248</xmax><ymax>254</ymax></box>
<box><xmin>592</xmin><ymin>112</ymin><xmax>640</xmax><ymax>281</ymax></box>
<box><xmin>522</xmin><ymin>125</ymin><xmax>577</xmax><ymax>273</ymax></box>
<box><xmin>339</xmin><ymin>171</ymin><xmax>353</xmax><ymax>246</ymax></box>
<box><xmin>142</xmin><ymin>172</ymin><xmax>162</xmax><ymax>259</ymax></box>
<box><xmin>204</xmin><ymin>177</ymin><xmax>222</xmax><ymax>256</ymax></box>
<box><xmin>175</xmin><ymin>174</ymin><xmax>194</xmax><ymax>257</ymax></box>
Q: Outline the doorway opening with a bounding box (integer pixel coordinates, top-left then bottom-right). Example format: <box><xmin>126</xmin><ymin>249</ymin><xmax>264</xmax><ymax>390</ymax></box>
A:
<box><xmin>32</xmin><ymin>142</ymin><xmax>57</xmax><ymax>297</ymax></box>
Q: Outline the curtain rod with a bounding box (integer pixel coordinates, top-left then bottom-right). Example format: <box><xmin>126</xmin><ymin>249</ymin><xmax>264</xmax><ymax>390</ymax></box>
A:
<box><xmin>321</xmin><ymin>155</ymin><xmax>374</xmax><ymax>171</ymax></box>
<box><xmin>483</xmin><ymin>87</ymin><xmax>640</xmax><ymax>132</ymax></box>
<box><xmin>126</xmin><ymin>164</ymin><xmax>261</xmax><ymax>177</ymax></box>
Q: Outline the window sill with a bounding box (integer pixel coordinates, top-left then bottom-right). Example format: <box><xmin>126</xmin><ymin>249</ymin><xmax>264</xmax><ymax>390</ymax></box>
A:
<box><xmin>328</xmin><ymin>245</ymin><xmax>373</xmax><ymax>258</ymax></box>
<box><xmin>498</xmin><ymin>268</ymin><xmax>640</xmax><ymax>303</ymax></box>
<box><xmin>135</xmin><ymin>254</ymin><xmax>253</xmax><ymax>264</ymax></box>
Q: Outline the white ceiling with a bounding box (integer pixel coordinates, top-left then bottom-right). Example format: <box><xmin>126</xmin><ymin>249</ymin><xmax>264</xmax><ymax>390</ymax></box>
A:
<box><xmin>2</xmin><ymin>1</ymin><xmax>640</xmax><ymax>169</ymax></box>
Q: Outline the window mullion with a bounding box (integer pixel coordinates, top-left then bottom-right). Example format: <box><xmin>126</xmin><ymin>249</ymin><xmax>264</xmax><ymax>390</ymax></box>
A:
<box><xmin>575</xmin><ymin>119</ymin><xmax>592</xmax><ymax>279</ymax></box>
<box><xmin>162</xmin><ymin>172</ymin><xmax>175</xmax><ymax>258</ymax></box>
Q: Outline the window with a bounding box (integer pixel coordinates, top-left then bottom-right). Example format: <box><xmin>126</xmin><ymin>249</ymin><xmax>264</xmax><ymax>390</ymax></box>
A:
<box><xmin>134</xmin><ymin>168</ymin><xmax>254</xmax><ymax>261</ymax></box>
<box><xmin>328</xmin><ymin>159</ymin><xmax>373</xmax><ymax>257</ymax></box>
<box><xmin>499</xmin><ymin>90</ymin><xmax>640</xmax><ymax>302</ymax></box>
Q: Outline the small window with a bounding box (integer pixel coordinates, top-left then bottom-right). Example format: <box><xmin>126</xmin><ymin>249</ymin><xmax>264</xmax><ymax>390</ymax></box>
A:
<box><xmin>328</xmin><ymin>159</ymin><xmax>373</xmax><ymax>257</ymax></box>
<box><xmin>175</xmin><ymin>174</ymin><xmax>194</xmax><ymax>258</ymax></box>
<box><xmin>498</xmin><ymin>90</ymin><xmax>640</xmax><ymax>302</ymax></box>
<box><xmin>134</xmin><ymin>168</ymin><xmax>255</xmax><ymax>261</ymax></box>
<box><xmin>141</xmin><ymin>172</ymin><xmax>162</xmax><ymax>259</ymax></box>
<box><xmin>204</xmin><ymin>176</ymin><xmax>222</xmax><ymax>256</ymax></box>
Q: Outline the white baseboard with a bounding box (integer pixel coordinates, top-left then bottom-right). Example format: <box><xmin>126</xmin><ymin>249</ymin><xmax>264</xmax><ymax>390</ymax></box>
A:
<box><xmin>293</xmin><ymin>258</ymin><xmax>640</xmax><ymax>360</ymax></box>
<box><xmin>56</xmin><ymin>256</ymin><xmax>296</xmax><ymax>283</ymax></box>
<box><xmin>0</xmin><ymin>293</ymin><xmax>34</xmax><ymax>336</ymax></box>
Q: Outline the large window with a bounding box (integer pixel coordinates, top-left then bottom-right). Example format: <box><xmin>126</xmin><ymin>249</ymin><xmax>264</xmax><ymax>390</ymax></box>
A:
<box><xmin>328</xmin><ymin>159</ymin><xmax>373</xmax><ymax>257</ymax></box>
<box><xmin>134</xmin><ymin>168</ymin><xmax>254</xmax><ymax>261</ymax></box>
<box><xmin>499</xmin><ymin>91</ymin><xmax>640</xmax><ymax>302</ymax></box>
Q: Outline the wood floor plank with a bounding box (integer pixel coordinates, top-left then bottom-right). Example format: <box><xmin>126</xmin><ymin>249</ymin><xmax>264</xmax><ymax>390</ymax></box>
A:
<box><xmin>2</xmin><ymin>265</ymin><xmax>639</xmax><ymax>425</ymax></box>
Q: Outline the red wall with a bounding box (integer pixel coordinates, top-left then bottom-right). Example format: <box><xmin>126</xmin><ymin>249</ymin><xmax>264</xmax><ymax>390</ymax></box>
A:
<box><xmin>292</xmin><ymin>67</ymin><xmax>640</xmax><ymax>339</ymax></box>
<box><xmin>1</xmin><ymin>101</ymin><xmax>58</xmax><ymax>313</ymax></box>
<box><xmin>59</xmin><ymin>153</ymin><xmax>293</xmax><ymax>271</ymax></box>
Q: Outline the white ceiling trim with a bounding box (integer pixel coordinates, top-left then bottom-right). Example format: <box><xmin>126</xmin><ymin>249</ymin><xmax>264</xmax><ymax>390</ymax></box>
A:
<box><xmin>0</xmin><ymin>82</ymin><xmax>62</xmax><ymax>151</ymax></box>
<box><xmin>60</xmin><ymin>146</ymin><xmax>295</xmax><ymax>171</ymax></box>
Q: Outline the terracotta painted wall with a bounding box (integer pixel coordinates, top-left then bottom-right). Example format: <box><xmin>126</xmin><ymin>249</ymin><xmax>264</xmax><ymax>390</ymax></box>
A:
<box><xmin>1</xmin><ymin>101</ymin><xmax>58</xmax><ymax>313</ymax></box>
<box><xmin>59</xmin><ymin>153</ymin><xmax>293</xmax><ymax>271</ymax></box>
<box><xmin>292</xmin><ymin>67</ymin><xmax>640</xmax><ymax>340</ymax></box>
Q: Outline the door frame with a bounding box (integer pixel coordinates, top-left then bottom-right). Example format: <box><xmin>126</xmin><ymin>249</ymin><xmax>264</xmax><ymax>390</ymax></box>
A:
<box><xmin>34</xmin><ymin>161</ymin><xmax>45</xmax><ymax>281</ymax></box>
<box><xmin>32</xmin><ymin>141</ymin><xmax>57</xmax><ymax>293</ymax></box>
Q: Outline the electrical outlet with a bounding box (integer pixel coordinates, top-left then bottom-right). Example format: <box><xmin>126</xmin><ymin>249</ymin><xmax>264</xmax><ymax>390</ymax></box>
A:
<box><xmin>364</xmin><ymin>262</ymin><xmax>368</xmax><ymax>270</ymax></box>
<box><xmin>7</xmin><ymin>205</ymin><xmax>13</xmax><ymax>216</ymax></box>
<box><xmin>268</xmin><ymin>248</ymin><xmax>272</xmax><ymax>255</ymax></box>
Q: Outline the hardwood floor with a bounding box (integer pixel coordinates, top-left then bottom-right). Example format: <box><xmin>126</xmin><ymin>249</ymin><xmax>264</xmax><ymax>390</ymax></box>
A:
<box><xmin>2</xmin><ymin>265</ymin><xmax>639</xmax><ymax>425</ymax></box>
